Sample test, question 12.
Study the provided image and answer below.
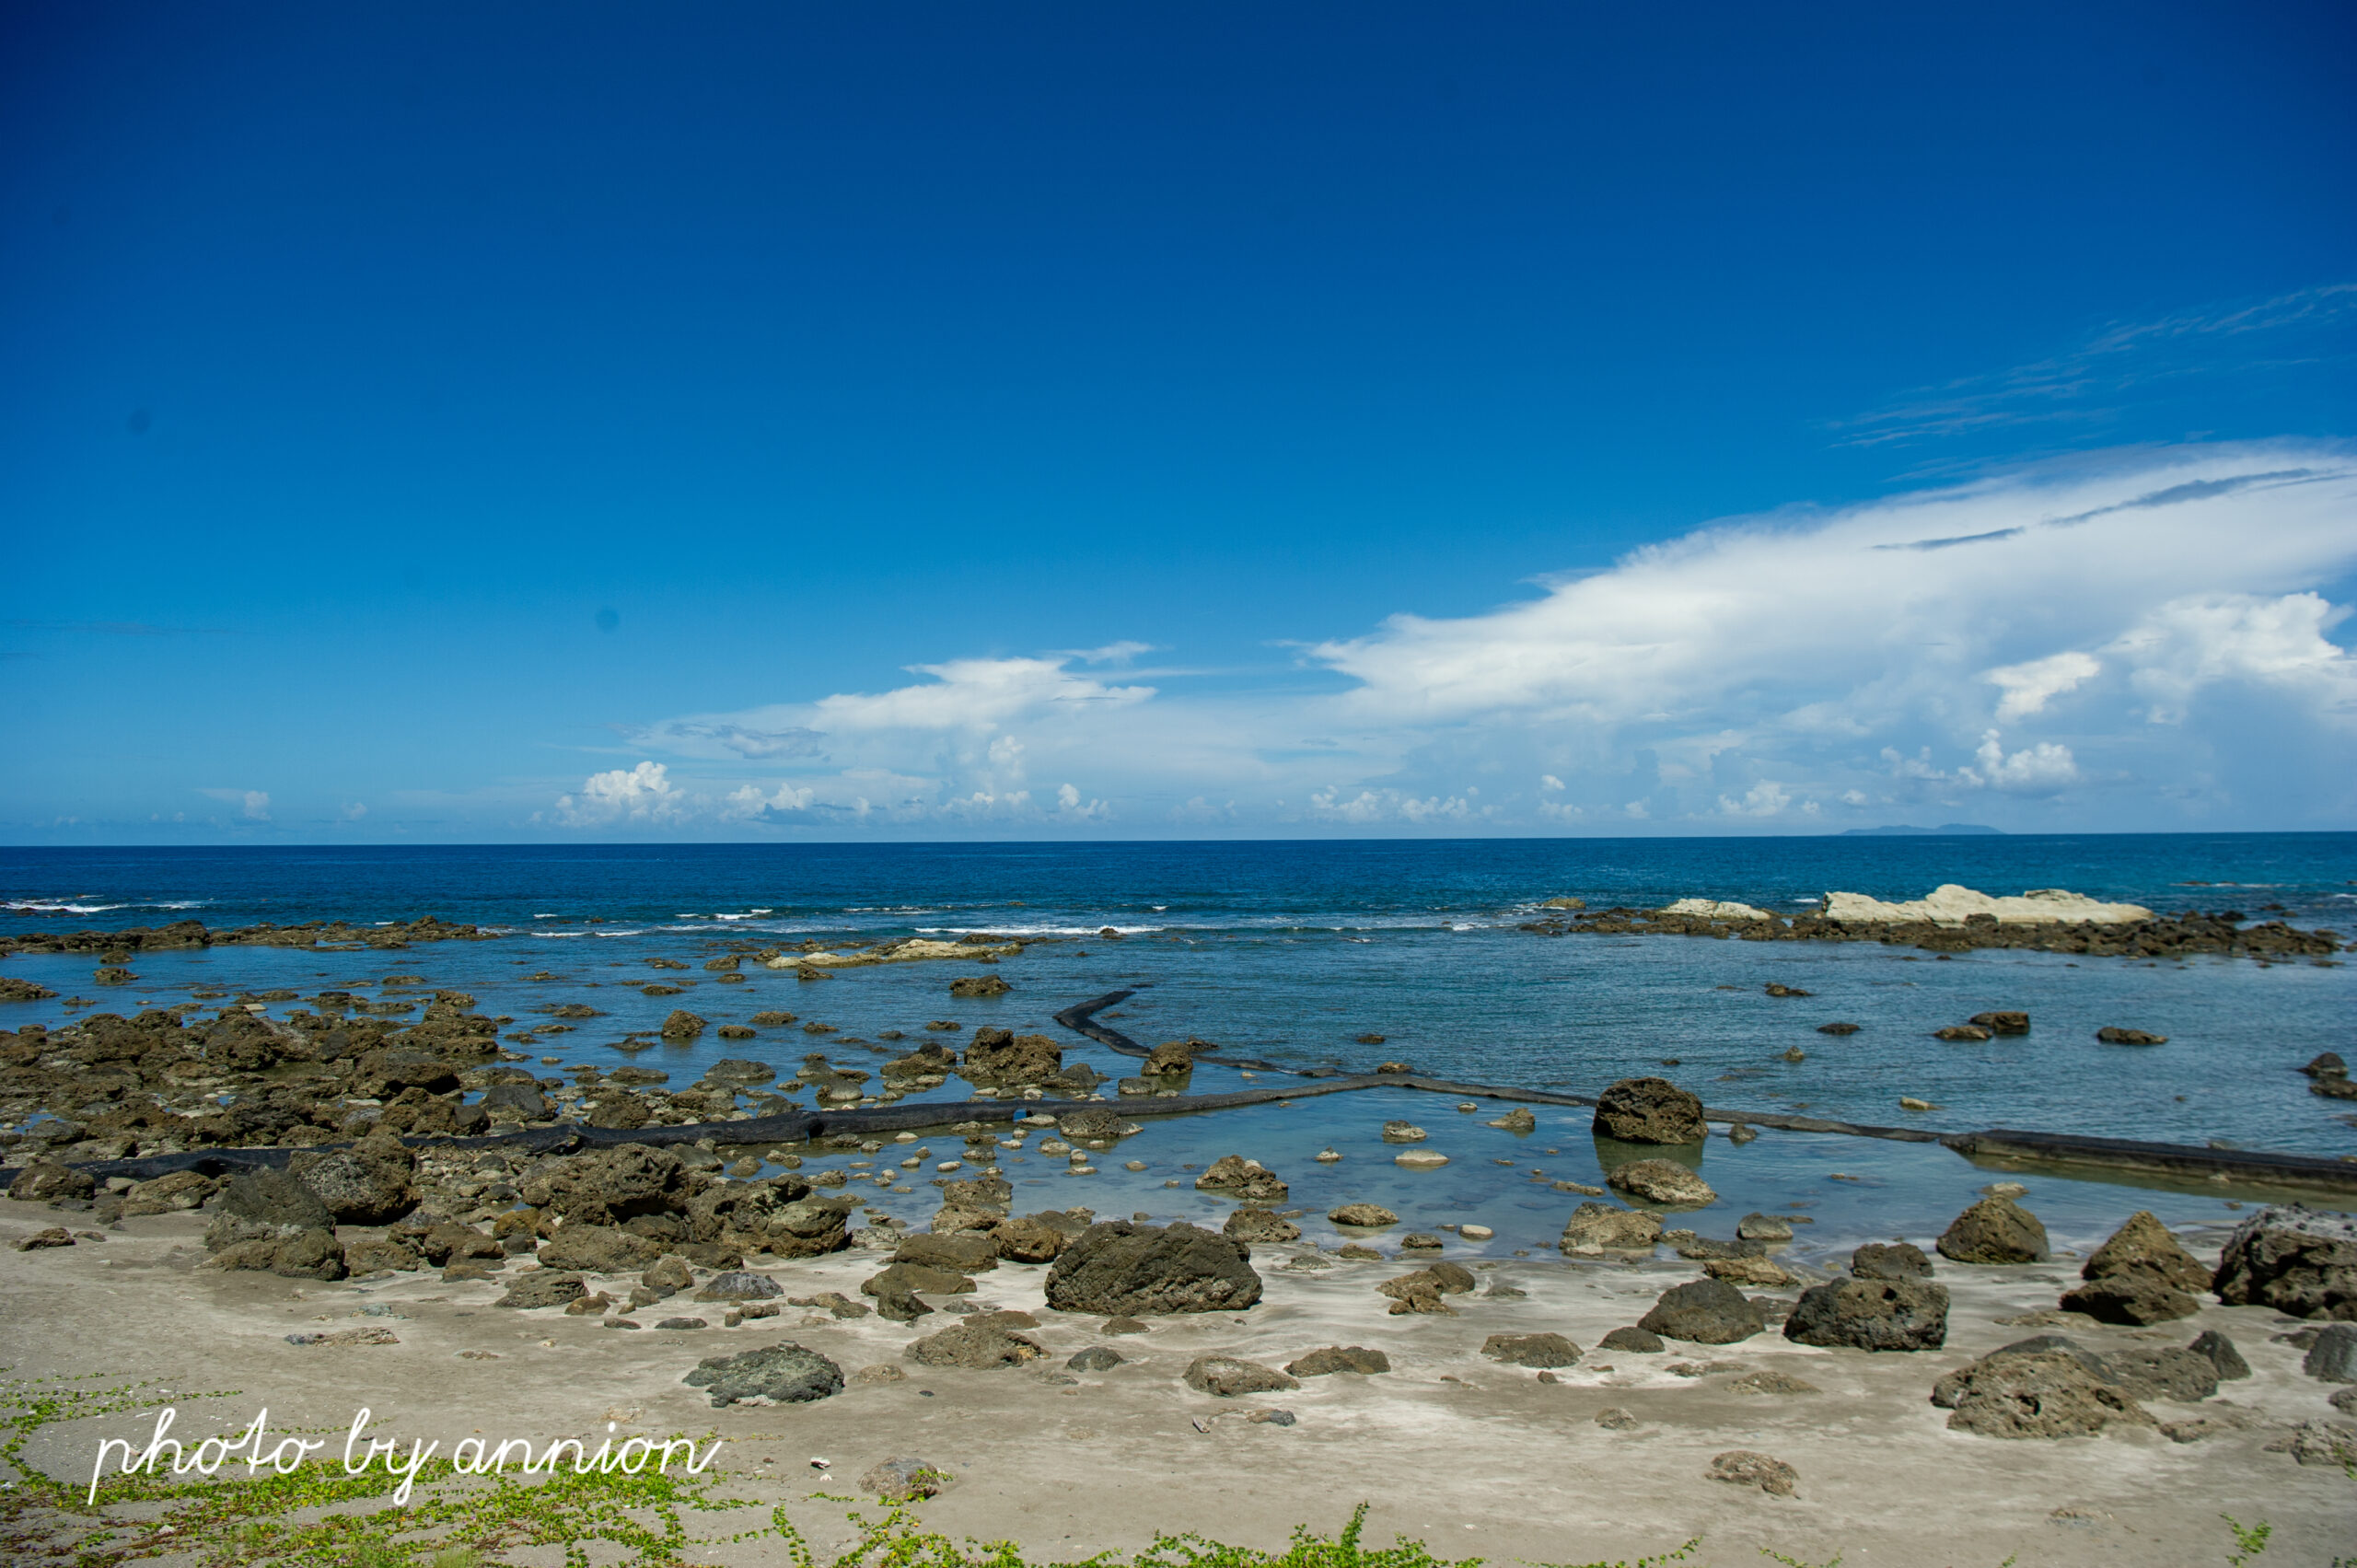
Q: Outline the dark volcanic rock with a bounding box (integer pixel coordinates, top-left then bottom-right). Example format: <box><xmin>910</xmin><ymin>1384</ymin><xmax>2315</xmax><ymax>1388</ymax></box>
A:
<box><xmin>204</xmin><ymin>1168</ymin><xmax>335</xmax><ymax>1252</ymax></box>
<box><xmin>2212</xmin><ymin>1204</ymin><xmax>2357</xmax><ymax>1321</ymax></box>
<box><xmin>2189</xmin><ymin>1330</ymin><xmax>2250</xmax><ymax>1381</ymax></box>
<box><xmin>1592</xmin><ymin>1076</ymin><xmax>1706</xmax><ymax>1144</ymax></box>
<box><xmin>684</xmin><ymin>1343</ymin><xmax>843</xmax><ymax>1407</ymax></box>
<box><xmin>1969</xmin><ymin>1011</ymin><xmax>2030</xmax><ymax>1035</ymax></box>
<box><xmin>1066</xmin><ymin>1345</ymin><xmax>1126</xmax><ymax>1372</ymax></box>
<box><xmin>1043</xmin><ymin>1220</ymin><xmax>1264</xmax><ymax>1316</ymax></box>
<box><xmin>288</xmin><ymin>1133</ymin><xmax>416</xmax><ymax>1225</ymax></box>
<box><xmin>961</xmin><ymin>1027</ymin><xmax>1059</xmax><ymax>1080</ymax></box>
<box><xmin>1598</xmin><ymin>1326</ymin><xmax>1666</xmax><ymax>1353</ymax></box>
<box><xmin>1784</xmin><ymin>1278</ymin><xmax>1949</xmax><ymax>1351</ymax></box>
<box><xmin>2096</xmin><ymin>1027</ymin><xmax>2167</xmax><ymax>1046</ymax></box>
<box><xmin>1637</xmin><ymin>1278</ymin><xmax>1764</xmax><ymax>1344</ymax></box>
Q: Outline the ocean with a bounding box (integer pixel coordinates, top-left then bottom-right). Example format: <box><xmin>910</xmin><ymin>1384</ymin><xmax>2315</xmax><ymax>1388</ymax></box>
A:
<box><xmin>5</xmin><ymin>836</ymin><xmax>2352</xmax><ymax>1263</ymax></box>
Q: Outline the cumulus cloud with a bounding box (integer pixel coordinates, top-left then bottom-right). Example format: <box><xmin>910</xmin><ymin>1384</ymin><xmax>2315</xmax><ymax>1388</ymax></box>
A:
<box><xmin>548</xmin><ymin>442</ymin><xmax>2357</xmax><ymax>835</ymax></box>
<box><xmin>554</xmin><ymin>761</ymin><xmax>683</xmax><ymax>826</ymax></box>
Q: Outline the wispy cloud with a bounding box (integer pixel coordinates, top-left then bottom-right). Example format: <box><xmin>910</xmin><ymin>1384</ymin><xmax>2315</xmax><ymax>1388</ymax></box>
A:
<box><xmin>1829</xmin><ymin>284</ymin><xmax>2357</xmax><ymax>449</ymax></box>
<box><xmin>546</xmin><ymin>442</ymin><xmax>2357</xmax><ymax>834</ymax></box>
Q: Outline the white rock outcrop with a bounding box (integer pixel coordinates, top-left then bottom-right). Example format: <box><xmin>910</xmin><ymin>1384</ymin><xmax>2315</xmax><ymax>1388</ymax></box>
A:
<box><xmin>1819</xmin><ymin>885</ymin><xmax>2152</xmax><ymax>926</ymax></box>
<box><xmin>1659</xmin><ymin>898</ymin><xmax>1773</xmax><ymax>921</ymax></box>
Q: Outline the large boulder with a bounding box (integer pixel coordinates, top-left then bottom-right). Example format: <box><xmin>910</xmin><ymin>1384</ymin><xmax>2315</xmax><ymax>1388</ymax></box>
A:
<box><xmin>1606</xmin><ymin>1159</ymin><xmax>1714</xmax><ymax>1206</ymax></box>
<box><xmin>1592</xmin><ymin>1077</ymin><xmax>1706</xmax><ymax>1144</ymax></box>
<box><xmin>7</xmin><ymin>1162</ymin><xmax>95</xmax><ymax>1202</ymax></box>
<box><xmin>1043</xmin><ymin>1221</ymin><xmax>1263</xmax><ymax>1316</ymax></box>
<box><xmin>518</xmin><ymin>1144</ymin><xmax>696</xmax><ymax>1226</ymax></box>
<box><xmin>1637</xmin><ymin>1278</ymin><xmax>1763</xmax><ymax>1344</ymax></box>
<box><xmin>1182</xmin><ymin>1355</ymin><xmax>1298</xmax><ymax>1397</ymax></box>
<box><xmin>1784</xmin><ymin>1278</ymin><xmax>1949</xmax><ymax>1351</ymax></box>
<box><xmin>746</xmin><ymin>1198</ymin><xmax>850</xmax><ymax>1259</ymax></box>
<box><xmin>288</xmin><ymin>1133</ymin><xmax>417</xmax><ymax>1225</ymax></box>
<box><xmin>203</xmin><ymin>1168</ymin><xmax>335</xmax><ymax>1253</ymax></box>
<box><xmin>961</xmin><ymin>1028</ymin><xmax>1062</xmax><ymax>1082</ymax></box>
<box><xmin>2212</xmin><ymin>1204</ymin><xmax>2357</xmax><ymax>1321</ymax></box>
<box><xmin>1932</xmin><ymin>1346</ymin><xmax>2153</xmax><ymax>1438</ymax></box>
<box><xmin>2081</xmin><ymin>1211</ymin><xmax>2211</xmax><ymax>1295</ymax></box>
<box><xmin>683</xmin><ymin>1176</ymin><xmax>815</xmax><ymax>1249</ymax></box>
<box><xmin>903</xmin><ymin>1324</ymin><xmax>1045</xmax><ymax>1369</ymax></box>
<box><xmin>1935</xmin><ymin>1197</ymin><xmax>2049</xmax><ymax>1264</ymax></box>
<box><xmin>1559</xmin><ymin>1202</ymin><xmax>1664</xmax><ymax>1254</ymax></box>
<box><xmin>1193</xmin><ymin>1156</ymin><xmax>1287</xmax><ymax>1203</ymax></box>
<box><xmin>684</xmin><ymin>1343</ymin><xmax>842</xmax><ymax>1408</ymax></box>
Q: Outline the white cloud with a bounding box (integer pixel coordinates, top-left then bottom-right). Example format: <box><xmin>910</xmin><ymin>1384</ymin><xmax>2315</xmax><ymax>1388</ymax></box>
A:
<box><xmin>1958</xmin><ymin>731</ymin><xmax>2081</xmax><ymax>795</ymax></box>
<box><xmin>1717</xmin><ymin>780</ymin><xmax>1792</xmax><ymax>817</ymax></box>
<box><xmin>200</xmin><ymin>788</ymin><xmax>273</xmax><ymax>821</ymax></box>
<box><xmin>1987</xmin><ymin>651</ymin><xmax>2102</xmax><ymax>722</ymax></box>
<box><xmin>550</xmin><ymin>443</ymin><xmax>2357</xmax><ymax>835</ymax></box>
<box><xmin>555</xmin><ymin>761</ymin><xmax>684</xmax><ymax>826</ymax></box>
<box><xmin>2110</xmin><ymin>591</ymin><xmax>2357</xmax><ymax>725</ymax></box>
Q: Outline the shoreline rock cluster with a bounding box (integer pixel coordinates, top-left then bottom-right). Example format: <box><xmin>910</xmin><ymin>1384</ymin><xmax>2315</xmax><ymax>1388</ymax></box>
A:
<box><xmin>1521</xmin><ymin>891</ymin><xmax>2341</xmax><ymax>960</ymax></box>
<box><xmin>0</xmin><ymin>917</ymin><xmax>497</xmax><ymax>958</ymax></box>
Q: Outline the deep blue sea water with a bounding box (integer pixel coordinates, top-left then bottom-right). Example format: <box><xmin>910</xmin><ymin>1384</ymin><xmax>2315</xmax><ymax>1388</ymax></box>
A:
<box><xmin>4</xmin><ymin>837</ymin><xmax>2351</xmax><ymax>1260</ymax></box>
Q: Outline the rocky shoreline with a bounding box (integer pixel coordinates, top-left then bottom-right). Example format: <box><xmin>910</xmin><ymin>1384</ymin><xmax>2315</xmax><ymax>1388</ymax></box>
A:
<box><xmin>1519</xmin><ymin>902</ymin><xmax>2345</xmax><ymax>960</ymax></box>
<box><xmin>5</xmin><ymin>1071</ymin><xmax>2356</xmax><ymax>1563</ymax></box>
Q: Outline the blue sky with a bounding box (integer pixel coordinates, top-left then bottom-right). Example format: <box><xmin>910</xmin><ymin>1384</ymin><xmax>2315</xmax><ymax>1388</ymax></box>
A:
<box><xmin>5</xmin><ymin>2</ymin><xmax>2353</xmax><ymax>841</ymax></box>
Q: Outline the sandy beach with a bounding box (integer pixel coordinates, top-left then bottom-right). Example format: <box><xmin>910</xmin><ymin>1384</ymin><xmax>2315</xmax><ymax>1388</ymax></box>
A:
<box><xmin>6</xmin><ymin>1185</ymin><xmax>2353</xmax><ymax>1567</ymax></box>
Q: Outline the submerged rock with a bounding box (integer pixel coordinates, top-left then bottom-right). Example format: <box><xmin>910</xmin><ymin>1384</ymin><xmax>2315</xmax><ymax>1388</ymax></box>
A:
<box><xmin>1223</xmin><ymin>1207</ymin><xmax>1302</xmax><ymax>1243</ymax></box>
<box><xmin>1707</xmin><ymin>1450</ymin><xmax>1797</xmax><ymax>1497</ymax></box>
<box><xmin>1285</xmin><ymin>1345</ymin><xmax>1389</xmax><ymax>1376</ymax></box>
<box><xmin>1560</xmin><ymin>1202</ymin><xmax>1663</xmax><ymax>1254</ymax></box>
<box><xmin>1193</xmin><ymin>1156</ymin><xmax>1288</xmax><ymax>1203</ymax></box>
<box><xmin>1606</xmin><ymin>1159</ymin><xmax>1715</xmax><ymax>1207</ymax></box>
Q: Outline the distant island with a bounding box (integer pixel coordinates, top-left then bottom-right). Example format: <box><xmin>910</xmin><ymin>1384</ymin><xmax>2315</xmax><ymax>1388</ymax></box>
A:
<box><xmin>1840</xmin><ymin>823</ymin><xmax>2003</xmax><ymax>836</ymax></box>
